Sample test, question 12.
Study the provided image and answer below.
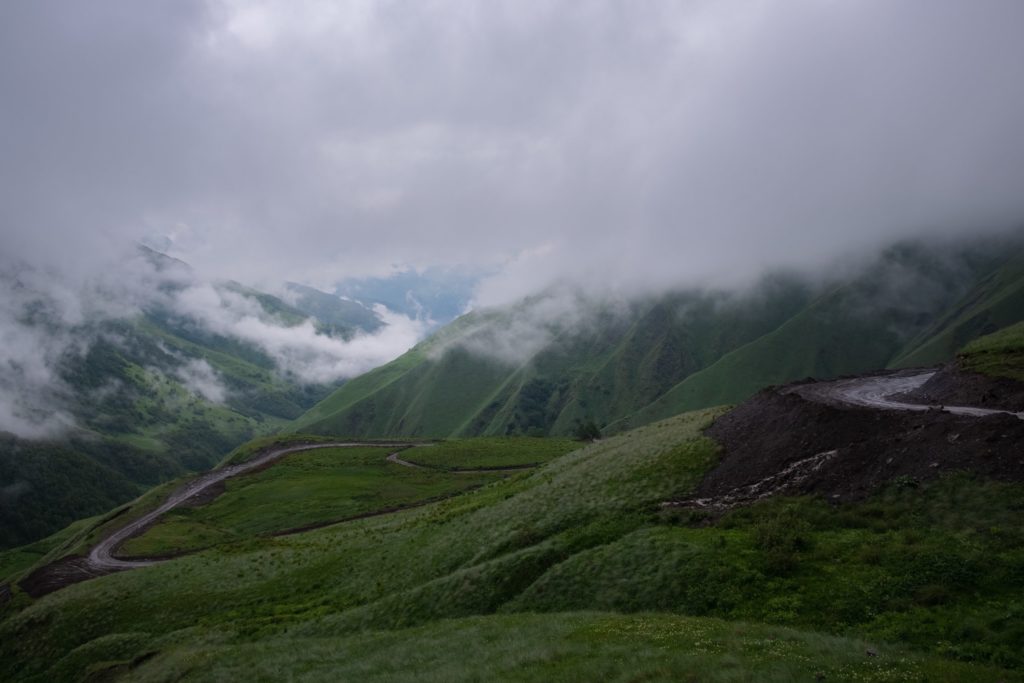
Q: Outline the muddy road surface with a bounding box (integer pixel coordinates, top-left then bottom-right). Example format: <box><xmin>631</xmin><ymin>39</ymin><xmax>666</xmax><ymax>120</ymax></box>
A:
<box><xmin>790</xmin><ymin>370</ymin><xmax>1024</xmax><ymax>420</ymax></box>
<box><xmin>663</xmin><ymin>370</ymin><xmax>1024</xmax><ymax>513</ymax></box>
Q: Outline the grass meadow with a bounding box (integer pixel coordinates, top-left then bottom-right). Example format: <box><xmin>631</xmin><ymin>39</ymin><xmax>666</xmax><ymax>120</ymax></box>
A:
<box><xmin>3</xmin><ymin>409</ymin><xmax>1023</xmax><ymax>680</ymax></box>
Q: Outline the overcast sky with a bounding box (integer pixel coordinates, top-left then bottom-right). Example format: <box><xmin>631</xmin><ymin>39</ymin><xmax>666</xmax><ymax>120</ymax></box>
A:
<box><xmin>3</xmin><ymin>0</ymin><xmax>1024</xmax><ymax>304</ymax></box>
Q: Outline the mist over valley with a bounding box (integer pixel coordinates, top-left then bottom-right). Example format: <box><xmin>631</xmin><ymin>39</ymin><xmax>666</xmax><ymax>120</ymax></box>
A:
<box><xmin>3</xmin><ymin>2</ymin><xmax>1024</xmax><ymax>681</ymax></box>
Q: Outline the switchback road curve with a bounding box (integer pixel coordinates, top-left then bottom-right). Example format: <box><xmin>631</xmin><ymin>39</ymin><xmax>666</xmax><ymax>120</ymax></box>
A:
<box><xmin>88</xmin><ymin>442</ymin><xmax>417</xmax><ymax>571</ymax></box>
<box><xmin>789</xmin><ymin>371</ymin><xmax>1024</xmax><ymax>420</ymax></box>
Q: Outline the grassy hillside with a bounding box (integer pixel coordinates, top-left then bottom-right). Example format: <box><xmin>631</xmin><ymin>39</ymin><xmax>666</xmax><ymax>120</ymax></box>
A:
<box><xmin>290</xmin><ymin>312</ymin><xmax>507</xmax><ymax>435</ymax></box>
<box><xmin>118</xmin><ymin>445</ymin><xmax>507</xmax><ymax>558</ymax></box>
<box><xmin>122</xmin><ymin>613</ymin><xmax>1012</xmax><ymax>682</ymax></box>
<box><xmin>0</xmin><ymin>515</ymin><xmax>99</xmax><ymax>586</ymax></box>
<box><xmin>295</xmin><ymin>277</ymin><xmax>815</xmax><ymax>438</ymax></box>
<box><xmin>0</xmin><ymin>310</ymin><xmax>317</xmax><ymax>548</ymax></box>
<box><xmin>617</xmin><ymin>285</ymin><xmax>905</xmax><ymax>428</ymax></box>
<box><xmin>0</xmin><ymin>271</ymin><xmax>385</xmax><ymax>549</ymax></box>
<box><xmin>958</xmin><ymin>320</ymin><xmax>1024</xmax><ymax>381</ymax></box>
<box><xmin>891</xmin><ymin>251</ymin><xmax>1024</xmax><ymax>367</ymax></box>
<box><xmin>2</xmin><ymin>411</ymin><xmax>1023</xmax><ymax>680</ymax></box>
<box><xmin>285</xmin><ymin>282</ymin><xmax>383</xmax><ymax>338</ymax></box>
<box><xmin>401</xmin><ymin>437</ymin><xmax>578</xmax><ymax>470</ymax></box>
<box><xmin>296</xmin><ymin>237</ymin><xmax>1024</xmax><ymax>439</ymax></box>
<box><xmin>615</xmin><ymin>241</ymin><xmax>1024</xmax><ymax>429</ymax></box>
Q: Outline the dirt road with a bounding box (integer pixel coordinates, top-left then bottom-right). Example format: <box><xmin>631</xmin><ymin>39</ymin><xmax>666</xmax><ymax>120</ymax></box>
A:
<box><xmin>789</xmin><ymin>370</ymin><xmax>1024</xmax><ymax>420</ymax></box>
<box><xmin>662</xmin><ymin>370</ymin><xmax>1024</xmax><ymax>512</ymax></box>
<box><xmin>21</xmin><ymin>441</ymin><xmax>509</xmax><ymax>597</ymax></box>
<box><xmin>88</xmin><ymin>442</ymin><xmax>415</xmax><ymax>571</ymax></box>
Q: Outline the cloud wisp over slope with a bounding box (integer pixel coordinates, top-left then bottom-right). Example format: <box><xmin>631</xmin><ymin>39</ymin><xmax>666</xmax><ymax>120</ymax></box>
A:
<box><xmin>170</xmin><ymin>280</ymin><xmax>427</xmax><ymax>383</ymax></box>
<box><xmin>0</xmin><ymin>249</ymin><xmax>428</xmax><ymax>437</ymax></box>
<box><xmin>2</xmin><ymin>0</ymin><xmax>1023</xmax><ymax>303</ymax></box>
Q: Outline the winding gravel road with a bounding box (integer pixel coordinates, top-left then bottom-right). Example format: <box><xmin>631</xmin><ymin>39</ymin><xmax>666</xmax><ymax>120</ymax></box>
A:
<box><xmin>790</xmin><ymin>370</ymin><xmax>1024</xmax><ymax>420</ymax></box>
<box><xmin>88</xmin><ymin>442</ymin><xmax>415</xmax><ymax>571</ymax></box>
<box><xmin>87</xmin><ymin>373</ymin><xmax>1021</xmax><ymax>573</ymax></box>
<box><xmin>663</xmin><ymin>370</ymin><xmax>1024</xmax><ymax>512</ymax></box>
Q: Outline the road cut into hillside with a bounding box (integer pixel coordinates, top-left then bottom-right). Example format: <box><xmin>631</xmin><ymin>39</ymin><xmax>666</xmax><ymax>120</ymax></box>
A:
<box><xmin>790</xmin><ymin>370</ymin><xmax>1024</xmax><ymax>420</ymax></box>
<box><xmin>88</xmin><ymin>442</ymin><xmax>419</xmax><ymax>571</ymax></box>
<box><xmin>665</xmin><ymin>370</ymin><xmax>1024</xmax><ymax>512</ymax></box>
<box><xmin>20</xmin><ymin>442</ymin><xmax>420</xmax><ymax>597</ymax></box>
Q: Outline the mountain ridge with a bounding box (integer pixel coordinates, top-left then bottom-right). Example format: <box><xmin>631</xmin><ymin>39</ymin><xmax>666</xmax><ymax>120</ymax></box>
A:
<box><xmin>294</xmin><ymin>234</ymin><xmax>1024</xmax><ymax>439</ymax></box>
<box><xmin>0</xmin><ymin>250</ymin><xmax>394</xmax><ymax>549</ymax></box>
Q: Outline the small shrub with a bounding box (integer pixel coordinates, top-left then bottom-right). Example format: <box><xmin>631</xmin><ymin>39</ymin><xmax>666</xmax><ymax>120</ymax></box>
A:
<box><xmin>753</xmin><ymin>509</ymin><xmax>812</xmax><ymax>575</ymax></box>
<box><xmin>913</xmin><ymin>583</ymin><xmax>951</xmax><ymax>606</ymax></box>
<box><xmin>573</xmin><ymin>420</ymin><xmax>602</xmax><ymax>442</ymax></box>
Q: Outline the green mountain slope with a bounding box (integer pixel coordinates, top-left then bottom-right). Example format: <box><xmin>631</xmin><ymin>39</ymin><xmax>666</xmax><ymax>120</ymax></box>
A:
<box><xmin>296</xmin><ymin>236</ymin><xmax>1024</xmax><ymax>438</ymax></box>
<box><xmin>957</xmin><ymin>319</ymin><xmax>1024</xmax><ymax>381</ymax></box>
<box><xmin>0</xmin><ymin>310</ymin><xmax>304</xmax><ymax>549</ymax></box>
<box><xmin>629</xmin><ymin>245</ymin><xmax>1024</xmax><ymax>428</ymax></box>
<box><xmin>0</xmin><ymin>253</ymin><xmax>389</xmax><ymax>549</ymax></box>
<box><xmin>99</xmin><ymin>613</ymin><xmax>1017</xmax><ymax>682</ymax></box>
<box><xmin>891</xmin><ymin>251</ymin><xmax>1024</xmax><ymax>367</ymax></box>
<box><xmin>290</xmin><ymin>313</ymin><xmax>489</xmax><ymax>433</ymax></box>
<box><xmin>285</xmin><ymin>282</ymin><xmax>383</xmax><ymax>338</ymax></box>
<box><xmin>293</xmin><ymin>281</ymin><xmax>814</xmax><ymax>437</ymax></box>
<box><xmin>3</xmin><ymin>413</ymin><xmax>1023</xmax><ymax>679</ymax></box>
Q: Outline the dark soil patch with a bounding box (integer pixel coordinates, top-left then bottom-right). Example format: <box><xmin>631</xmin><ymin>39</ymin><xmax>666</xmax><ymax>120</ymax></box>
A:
<box><xmin>179</xmin><ymin>479</ymin><xmax>226</xmax><ymax>508</ymax></box>
<box><xmin>902</xmin><ymin>363</ymin><xmax>1024</xmax><ymax>412</ymax></box>
<box><xmin>0</xmin><ymin>582</ymin><xmax>10</xmax><ymax>605</ymax></box>
<box><xmin>18</xmin><ymin>556</ymin><xmax>123</xmax><ymax>598</ymax></box>
<box><xmin>690</xmin><ymin>386</ymin><xmax>1024</xmax><ymax>508</ymax></box>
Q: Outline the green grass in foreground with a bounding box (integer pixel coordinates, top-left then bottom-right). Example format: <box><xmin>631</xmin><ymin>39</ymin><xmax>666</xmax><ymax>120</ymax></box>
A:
<box><xmin>3</xmin><ymin>407</ymin><xmax>1024</xmax><ymax>681</ymax></box>
<box><xmin>960</xmin><ymin>320</ymin><xmax>1024</xmax><ymax>381</ymax></box>
<box><xmin>0</xmin><ymin>410</ymin><xmax>721</xmax><ymax>680</ymax></box>
<box><xmin>401</xmin><ymin>436</ymin><xmax>580</xmax><ymax>469</ymax></box>
<box><xmin>120</xmin><ymin>446</ymin><xmax>506</xmax><ymax>557</ymax></box>
<box><xmin>119</xmin><ymin>612</ymin><xmax>1016</xmax><ymax>683</ymax></box>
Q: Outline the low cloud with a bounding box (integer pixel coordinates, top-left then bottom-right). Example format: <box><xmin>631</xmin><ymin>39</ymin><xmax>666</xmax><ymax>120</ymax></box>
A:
<box><xmin>445</xmin><ymin>231</ymin><xmax>1017</xmax><ymax>367</ymax></box>
<box><xmin>0</xmin><ymin>252</ymin><xmax>428</xmax><ymax>438</ymax></box>
<box><xmin>3</xmin><ymin>2</ymin><xmax>1023</xmax><ymax>302</ymax></box>
<box><xmin>434</xmin><ymin>286</ymin><xmax>629</xmax><ymax>367</ymax></box>
<box><xmin>174</xmin><ymin>358</ymin><xmax>228</xmax><ymax>404</ymax></box>
<box><xmin>0</xmin><ymin>267</ymin><xmax>84</xmax><ymax>438</ymax></box>
<box><xmin>171</xmin><ymin>283</ymin><xmax>429</xmax><ymax>383</ymax></box>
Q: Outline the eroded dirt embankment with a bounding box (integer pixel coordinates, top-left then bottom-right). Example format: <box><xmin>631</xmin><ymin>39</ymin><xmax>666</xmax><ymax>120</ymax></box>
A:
<box><xmin>690</xmin><ymin>385</ymin><xmax>1024</xmax><ymax>508</ymax></box>
<box><xmin>901</xmin><ymin>363</ymin><xmax>1024</xmax><ymax>413</ymax></box>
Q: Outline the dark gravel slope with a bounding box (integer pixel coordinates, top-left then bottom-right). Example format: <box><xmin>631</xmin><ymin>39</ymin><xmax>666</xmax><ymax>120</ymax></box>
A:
<box><xmin>692</xmin><ymin>381</ymin><xmax>1024</xmax><ymax>507</ymax></box>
